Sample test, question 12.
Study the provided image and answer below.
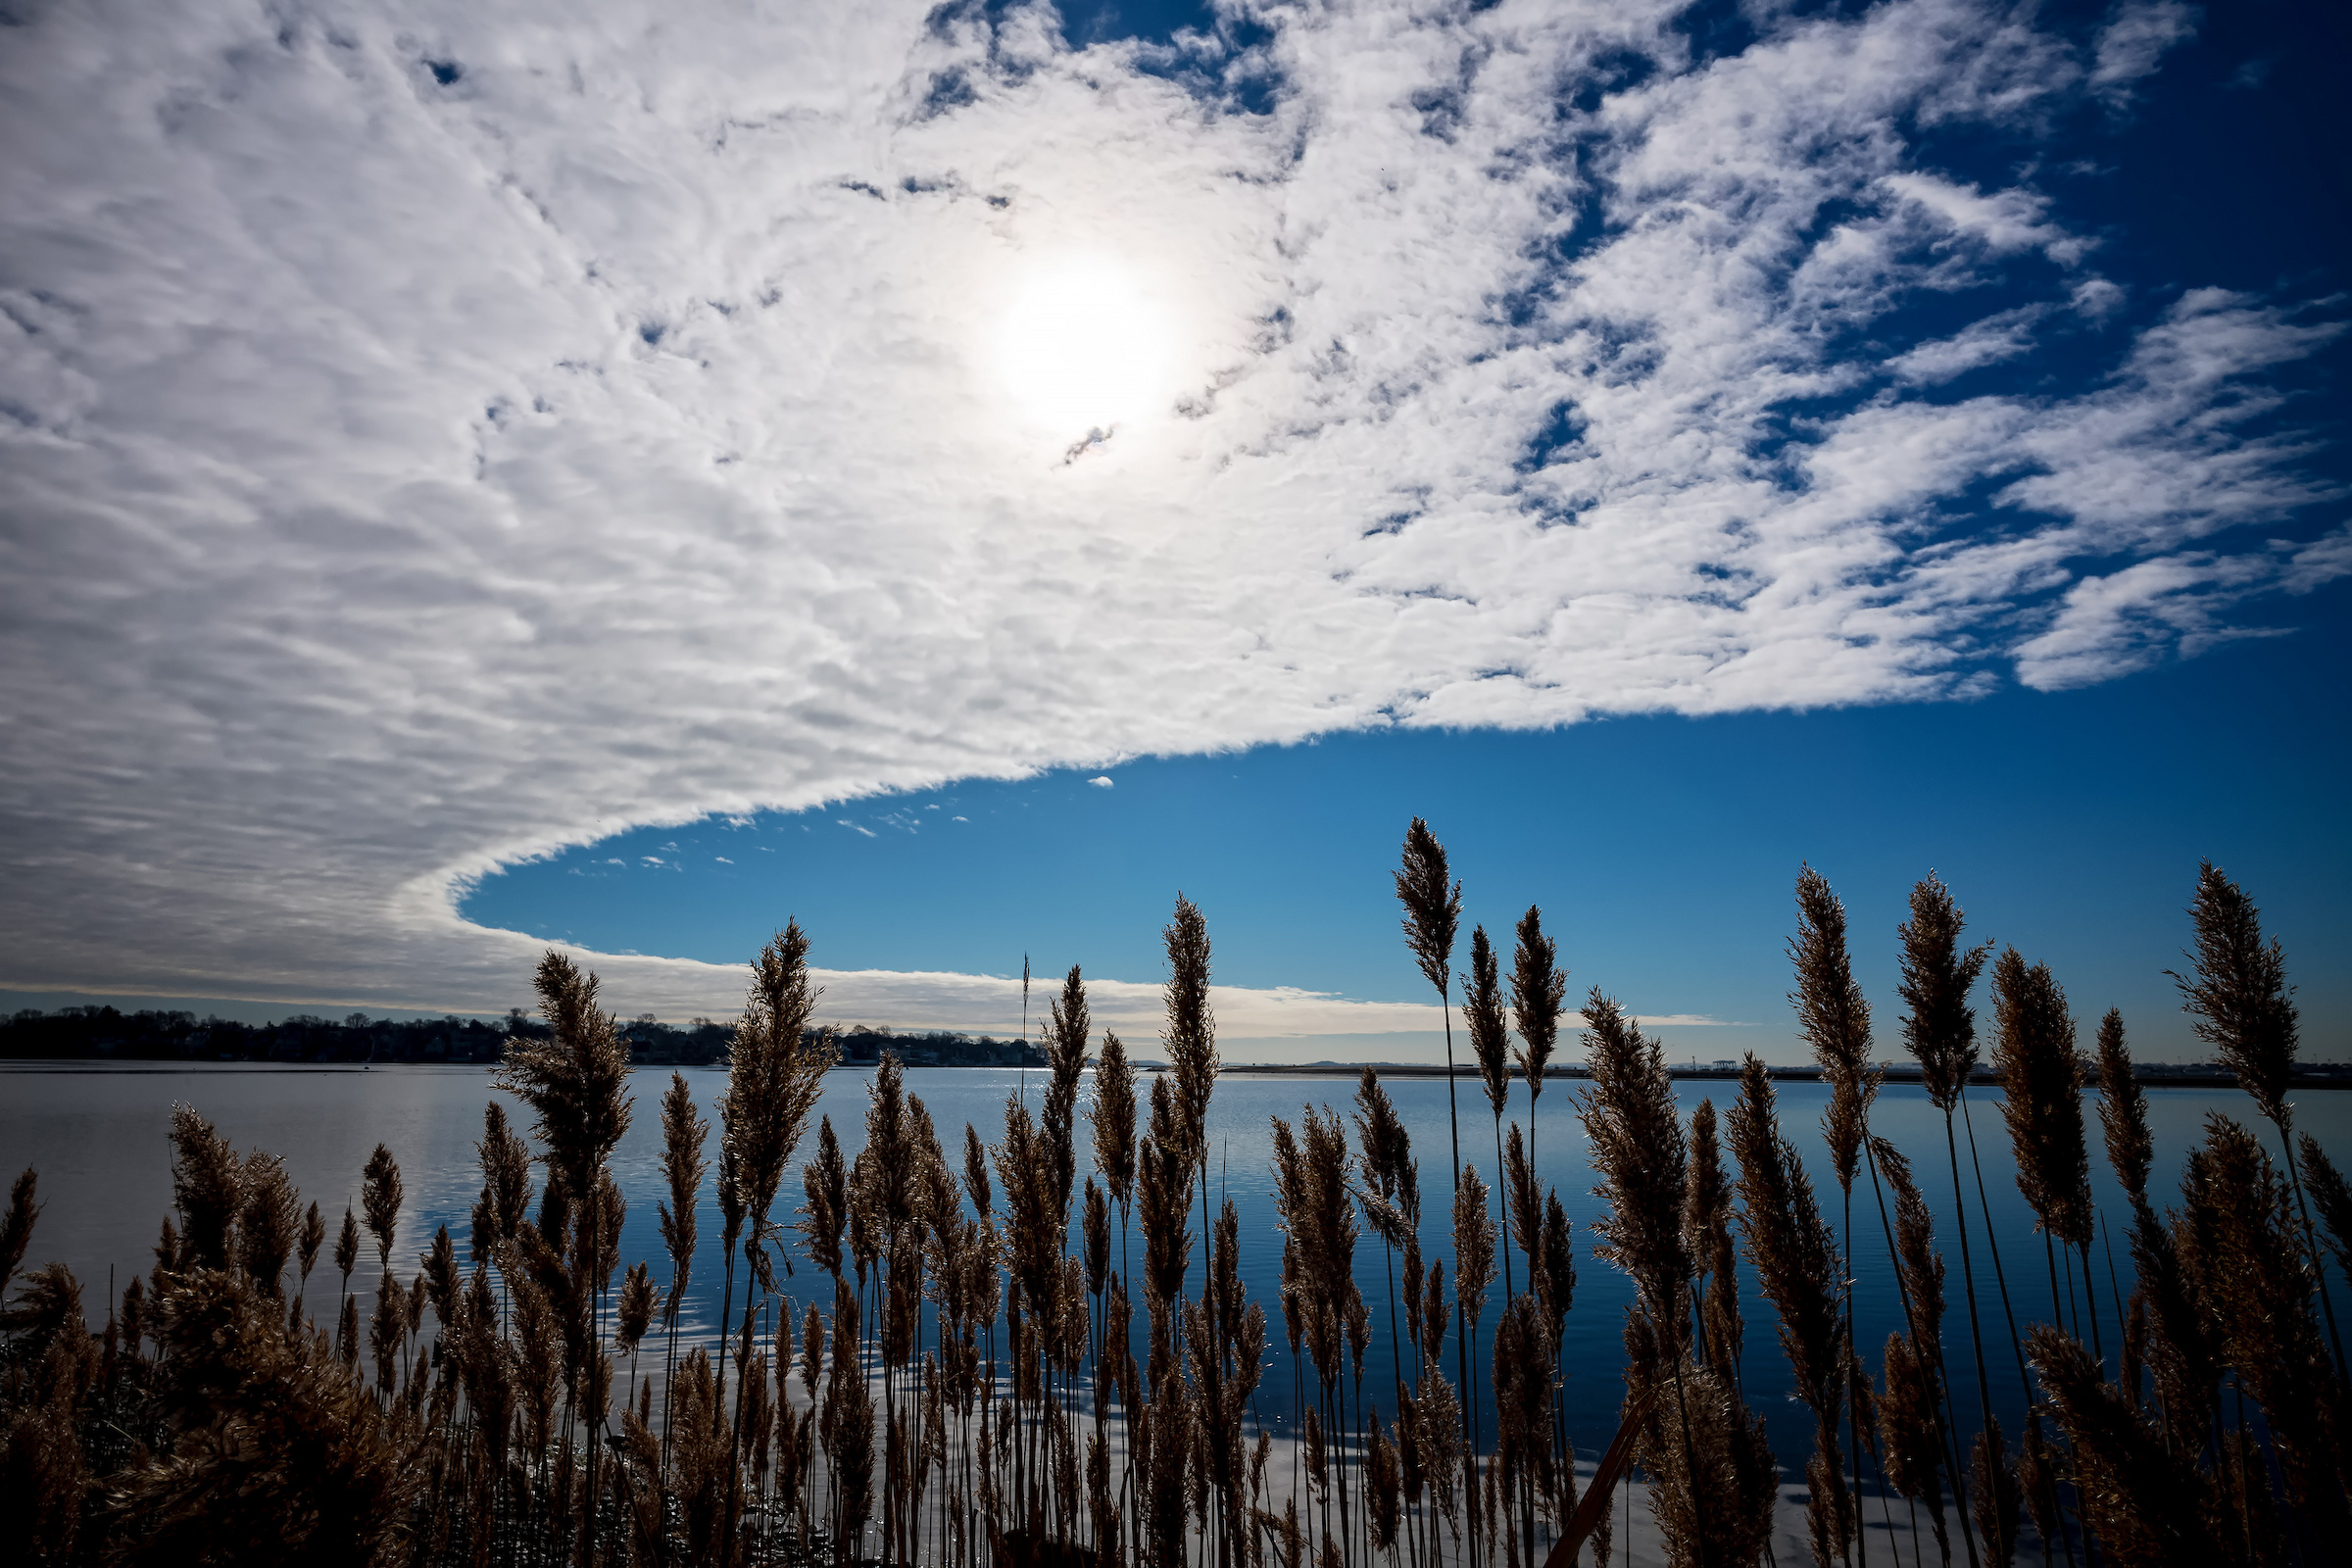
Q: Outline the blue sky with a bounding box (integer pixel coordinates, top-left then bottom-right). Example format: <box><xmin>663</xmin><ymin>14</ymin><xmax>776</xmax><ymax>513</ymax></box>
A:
<box><xmin>1</xmin><ymin>0</ymin><xmax>2345</xmax><ymax>1058</ymax></box>
<box><xmin>464</xmin><ymin>582</ymin><xmax>2351</xmax><ymax>1059</ymax></box>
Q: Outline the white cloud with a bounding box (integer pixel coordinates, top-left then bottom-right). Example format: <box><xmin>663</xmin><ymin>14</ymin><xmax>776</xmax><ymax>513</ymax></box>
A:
<box><xmin>2089</xmin><ymin>1</ymin><xmax>2199</xmax><ymax>108</ymax></box>
<box><xmin>836</xmin><ymin>820</ymin><xmax>878</xmax><ymax>839</ymax></box>
<box><xmin>1087</xmin><ymin>776</ymin><xmax>1114</xmax><ymax>788</ymax></box>
<box><xmin>2012</xmin><ymin>524</ymin><xmax>2352</xmax><ymax>690</ymax></box>
<box><xmin>1879</xmin><ymin>174</ymin><xmax>2090</xmax><ymax>266</ymax></box>
<box><xmin>0</xmin><ymin>0</ymin><xmax>2337</xmax><ymax>1029</ymax></box>
<box><xmin>1884</xmin><ymin>307</ymin><xmax>2044</xmax><ymax>384</ymax></box>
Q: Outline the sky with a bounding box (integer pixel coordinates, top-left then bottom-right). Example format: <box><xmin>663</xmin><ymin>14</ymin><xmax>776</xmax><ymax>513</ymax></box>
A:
<box><xmin>1</xmin><ymin>0</ymin><xmax>2345</xmax><ymax>1061</ymax></box>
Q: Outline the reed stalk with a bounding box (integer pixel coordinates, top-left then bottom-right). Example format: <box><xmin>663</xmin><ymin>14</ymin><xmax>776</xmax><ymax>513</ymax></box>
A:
<box><xmin>1397</xmin><ymin>817</ymin><xmax>1475</xmax><ymax>1568</ymax></box>
<box><xmin>1895</xmin><ymin>877</ymin><xmax>1999</xmax><ymax>1435</ymax></box>
<box><xmin>1790</xmin><ymin>865</ymin><xmax>1882</xmax><ymax>1568</ymax></box>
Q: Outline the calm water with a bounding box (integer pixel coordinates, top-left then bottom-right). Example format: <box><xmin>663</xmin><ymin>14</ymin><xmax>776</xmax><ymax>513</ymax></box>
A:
<box><xmin>4</xmin><ymin>1060</ymin><xmax>2346</xmax><ymax>1476</ymax></box>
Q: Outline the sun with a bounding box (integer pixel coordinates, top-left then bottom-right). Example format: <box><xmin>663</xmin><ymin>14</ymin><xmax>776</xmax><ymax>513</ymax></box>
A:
<box><xmin>994</xmin><ymin>254</ymin><xmax>1178</xmax><ymax>439</ymax></box>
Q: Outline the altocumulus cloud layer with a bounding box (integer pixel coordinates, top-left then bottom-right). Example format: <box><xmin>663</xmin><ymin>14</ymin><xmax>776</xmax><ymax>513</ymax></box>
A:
<box><xmin>1</xmin><ymin>0</ymin><xmax>2344</xmax><ymax>1030</ymax></box>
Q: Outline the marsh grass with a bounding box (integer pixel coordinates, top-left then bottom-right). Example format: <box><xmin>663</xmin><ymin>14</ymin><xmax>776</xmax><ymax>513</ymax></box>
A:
<box><xmin>3</xmin><ymin>859</ymin><xmax>2347</xmax><ymax>1568</ymax></box>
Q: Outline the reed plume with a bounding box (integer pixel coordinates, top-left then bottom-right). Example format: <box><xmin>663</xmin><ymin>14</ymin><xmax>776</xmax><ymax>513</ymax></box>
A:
<box><xmin>2171</xmin><ymin>859</ymin><xmax>2345</xmax><ymax>1375</ymax></box>
<box><xmin>238</xmin><ymin>1152</ymin><xmax>299</xmax><ymax>1300</ymax></box>
<box><xmin>1897</xmin><ymin>875</ymin><xmax>1991</xmax><ymax>1111</ymax></box>
<box><xmin>1355</xmin><ymin>1067</ymin><xmax>1419</xmax><ymax>1252</ymax></box>
<box><xmin>1138</xmin><ymin>1081</ymin><xmax>1195</xmax><ymax>1375</ymax></box>
<box><xmin>1045</xmin><ymin>963</ymin><xmax>1092</xmax><ymax>1221</ymax></box>
<box><xmin>654</xmin><ymin>1069</ymin><xmax>706</xmax><ymax>1474</ymax></box>
<box><xmin>720</xmin><ymin>924</ymin><xmax>834</xmax><ymax>1290</ymax></box>
<box><xmin>472</xmin><ymin>1103</ymin><xmax>532</xmax><ymax>1272</ymax></box>
<box><xmin>1508</xmin><ymin>905</ymin><xmax>1564</xmax><ymax>1146</ymax></box>
<box><xmin>1626</xmin><ymin>1312</ymin><xmax>1778</xmax><ymax>1568</ymax></box>
<box><xmin>2122</xmin><ymin>1191</ymin><xmax>2221</xmax><ymax>1458</ymax></box>
<box><xmin>1880</xmin><ymin>1330</ymin><xmax>1948</xmax><ymax>1563</ymax></box>
<box><xmin>1</xmin><ymin>1265</ymin><xmax>89</xmax><ymax>1566</ymax></box>
<box><xmin>2300</xmin><ymin>1134</ymin><xmax>2352</xmax><ymax>1293</ymax></box>
<box><xmin>0</xmin><ymin>1259</ymin><xmax>87</xmax><ymax>1360</ymax></box>
<box><xmin>498</xmin><ymin>950</ymin><xmax>636</xmax><ymax>1564</ymax></box>
<box><xmin>2024</xmin><ymin>1326</ymin><xmax>2220</xmax><ymax>1567</ymax></box>
<box><xmin>1790</xmin><ymin>865</ymin><xmax>1878</xmax><ymax>1199</ymax></box>
<box><xmin>1582</xmin><ymin>990</ymin><xmax>1742</xmax><ymax>1568</ymax></box>
<box><xmin>172</xmin><ymin>1106</ymin><xmax>246</xmax><ymax>1273</ymax></box>
<box><xmin>1685</xmin><ymin>1101</ymin><xmax>1740</xmax><ymax>1379</ymax></box>
<box><xmin>1897</xmin><ymin>874</ymin><xmax>2000</xmax><ymax>1437</ymax></box>
<box><xmin>2175</xmin><ymin>1114</ymin><xmax>2348</xmax><ymax>1544</ymax></box>
<box><xmin>657</xmin><ymin>1072</ymin><xmax>707</xmax><ymax>1309</ymax></box>
<box><xmin>2093</xmin><ymin>1011</ymin><xmax>2151</xmax><ymax>1208</ymax></box>
<box><xmin>1091</xmin><ymin>1030</ymin><xmax>1138</xmax><ymax>1214</ymax></box>
<box><xmin>1726</xmin><ymin>1056</ymin><xmax>1849</xmax><ymax>1567</ymax></box>
<box><xmin>111</xmin><ymin>1267</ymin><xmax>422</xmax><ymax>1567</ymax></box>
<box><xmin>1467</xmin><ymin>925</ymin><xmax>1518</xmax><ymax>1299</ymax></box>
<box><xmin>0</xmin><ymin>1168</ymin><xmax>37</xmax><ymax>1301</ymax></box>
<box><xmin>1162</xmin><ymin>895</ymin><xmax>1219</xmax><ymax>1179</ymax></box>
<box><xmin>1871</xmin><ymin>1136</ymin><xmax>1960</xmax><ymax>1566</ymax></box>
<box><xmin>1453</xmin><ymin>1163</ymin><xmax>1494</xmax><ymax>1356</ymax></box>
<box><xmin>298</xmin><ymin>1200</ymin><xmax>325</xmax><ymax>1294</ymax></box>
<box><xmin>1396</xmin><ymin>815</ymin><xmax>1474</xmax><ymax>1564</ymax></box>
<box><xmin>1989</xmin><ymin>950</ymin><xmax>2093</xmax><ymax>1279</ymax></box>
<box><xmin>1579</xmin><ymin>991</ymin><xmax>1690</xmax><ymax>1330</ymax></box>
<box><xmin>2173</xmin><ymin>860</ymin><xmax>2298</xmax><ymax>1129</ymax></box>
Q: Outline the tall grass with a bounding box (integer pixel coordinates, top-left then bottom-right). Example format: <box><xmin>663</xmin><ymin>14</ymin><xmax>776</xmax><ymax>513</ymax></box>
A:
<box><xmin>1</xmin><ymin>858</ymin><xmax>2346</xmax><ymax>1568</ymax></box>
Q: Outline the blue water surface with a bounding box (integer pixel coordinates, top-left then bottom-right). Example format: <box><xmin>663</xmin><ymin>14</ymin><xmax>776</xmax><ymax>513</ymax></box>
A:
<box><xmin>3</xmin><ymin>1061</ymin><xmax>2344</xmax><ymax>1480</ymax></box>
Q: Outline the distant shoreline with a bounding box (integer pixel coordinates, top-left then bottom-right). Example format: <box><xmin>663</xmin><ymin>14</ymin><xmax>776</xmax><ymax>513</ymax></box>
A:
<box><xmin>1189</xmin><ymin>1060</ymin><xmax>2352</xmax><ymax>1089</ymax></box>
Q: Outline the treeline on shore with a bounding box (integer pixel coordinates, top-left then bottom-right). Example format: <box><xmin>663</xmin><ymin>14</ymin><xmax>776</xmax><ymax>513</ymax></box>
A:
<box><xmin>0</xmin><ymin>1008</ymin><xmax>1043</xmax><ymax>1069</ymax></box>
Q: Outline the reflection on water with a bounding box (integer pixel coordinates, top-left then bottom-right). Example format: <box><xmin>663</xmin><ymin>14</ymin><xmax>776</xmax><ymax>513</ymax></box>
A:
<box><xmin>3</xmin><ymin>1059</ymin><xmax>2345</xmax><ymax>1472</ymax></box>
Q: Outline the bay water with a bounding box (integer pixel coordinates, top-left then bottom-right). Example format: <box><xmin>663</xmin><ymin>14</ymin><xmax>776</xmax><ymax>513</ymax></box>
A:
<box><xmin>4</xmin><ymin>1059</ymin><xmax>2344</xmax><ymax>1479</ymax></box>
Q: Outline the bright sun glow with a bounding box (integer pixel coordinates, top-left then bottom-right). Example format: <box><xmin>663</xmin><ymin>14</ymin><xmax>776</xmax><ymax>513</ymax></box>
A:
<box><xmin>995</xmin><ymin>255</ymin><xmax>1177</xmax><ymax>438</ymax></box>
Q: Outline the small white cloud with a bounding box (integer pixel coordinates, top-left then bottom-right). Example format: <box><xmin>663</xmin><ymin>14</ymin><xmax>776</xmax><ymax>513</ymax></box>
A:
<box><xmin>1886</xmin><ymin>308</ymin><xmax>2043</xmax><ymax>384</ymax></box>
<box><xmin>2008</xmin><ymin>531</ymin><xmax>2352</xmax><ymax>691</ymax></box>
<box><xmin>925</xmin><ymin>804</ymin><xmax>940</xmax><ymax>810</ymax></box>
<box><xmin>714</xmin><ymin>856</ymin><xmax>733</xmax><ymax>863</ymax></box>
<box><xmin>837</xmin><ymin>819</ymin><xmax>877</xmax><ymax>839</ymax></box>
<box><xmin>2089</xmin><ymin>1</ymin><xmax>2199</xmax><ymax>108</ymax></box>
<box><xmin>604</xmin><ymin>858</ymin><xmax>624</xmax><ymax>866</ymax></box>
<box><xmin>2071</xmin><ymin>276</ymin><xmax>2127</xmax><ymax>320</ymax></box>
<box><xmin>1880</xmin><ymin>173</ymin><xmax>2090</xmax><ymax>266</ymax></box>
<box><xmin>641</xmin><ymin>855</ymin><xmax>663</xmax><ymax>865</ymax></box>
<box><xmin>1087</xmin><ymin>776</ymin><xmax>1114</xmax><ymax>789</ymax></box>
<box><xmin>953</xmin><ymin>815</ymin><xmax>969</xmax><ymax>822</ymax></box>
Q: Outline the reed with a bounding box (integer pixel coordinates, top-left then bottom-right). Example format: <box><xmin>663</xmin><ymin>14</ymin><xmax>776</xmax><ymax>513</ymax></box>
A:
<box><xmin>1396</xmin><ymin>816</ymin><xmax>1478</xmax><ymax>1568</ymax></box>
<box><xmin>1895</xmin><ymin>877</ymin><xmax>1999</xmax><ymax>1440</ymax></box>
<box><xmin>1789</xmin><ymin>866</ymin><xmax>1882</xmax><ymax>1568</ymax></box>
<box><xmin>1726</xmin><ymin>1056</ymin><xmax>1849</xmax><ymax>1567</ymax></box>
<box><xmin>0</xmin><ymin>1168</ymin><xmax>37</xmax><ymax>1302</ymax></box>
<box><xmin>2172</xmin><ymin>860</ymin><xmax>2347</xmax><ymax>1379</ymax></box>
<box><xmin>1466</xmin><ymin>927</ymin><xmax>1516</xmax><ymax>1301</ymax></box>
<box><xmin>2021</xmin><ymin>1327</ymin><xmax>2217</xmax><ymax>1566</ymax></box>
<box><xmin>1989</xmin><ymin>950</ymin><xmax>2094</xmax><ymax>1357</ymax></box>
